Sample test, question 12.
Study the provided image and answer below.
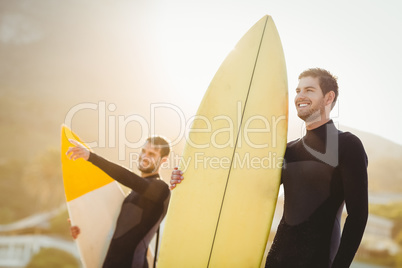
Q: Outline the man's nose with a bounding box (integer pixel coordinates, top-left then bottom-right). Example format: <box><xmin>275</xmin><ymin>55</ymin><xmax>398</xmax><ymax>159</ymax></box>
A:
<box><xmin>296</xmin><ymin>91</ymin><xmax>307</xmax><ymax>100</ymax></box>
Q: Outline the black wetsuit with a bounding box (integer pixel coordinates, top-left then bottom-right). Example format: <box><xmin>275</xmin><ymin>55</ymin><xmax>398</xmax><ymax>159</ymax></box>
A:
<box><xmin>88</xmin><ymin>153</ymin><xmax>171</xmax><ymax>268</ymax></box>
<box><xmin>265</xmin><ymin>120</ymin><xmax>368</xmax><ymax>268</ymax></box>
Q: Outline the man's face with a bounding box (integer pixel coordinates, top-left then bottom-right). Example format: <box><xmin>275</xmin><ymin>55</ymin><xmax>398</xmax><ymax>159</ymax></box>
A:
<box><xmin>294</xmin><ymin>76</ymin><xmax>327</xmax><ymax>122</ymax></box>
<box><xmin>138</xmin><ymin>142</ymin><xmax>163</xmax><ymax>174</ymax></box>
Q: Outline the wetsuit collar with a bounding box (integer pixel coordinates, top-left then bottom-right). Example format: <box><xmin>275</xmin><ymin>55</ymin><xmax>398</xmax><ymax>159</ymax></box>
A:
<box><xmin>306</xmin><ymin>119</ymin><xmax>335</xmax><ymax>135</ymax></box>
<box><xmin>303</xmin><ymin>120</ymin><xmax>338</xmax><ymax>153</ymax></box>
<box><xmin>142</xmin><ymin>174</ymin><xmax>160</xmax><ymax>180</ymax></box>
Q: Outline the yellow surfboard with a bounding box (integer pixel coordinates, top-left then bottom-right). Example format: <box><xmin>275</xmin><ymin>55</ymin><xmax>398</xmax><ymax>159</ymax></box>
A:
<box><xmin>60</xmin><ymin>125</ymin><xmax>125</xmax><ymax>268</ymax></box>
<box><xmin>158</xmin><ymin>15</ymin><xmax>288</xmax><ymax>267</ymax></box>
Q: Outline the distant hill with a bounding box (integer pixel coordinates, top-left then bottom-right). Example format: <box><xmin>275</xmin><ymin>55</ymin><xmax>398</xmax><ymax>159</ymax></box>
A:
<box><xmin>341</xmin><ymin>126</ymin><xmax>402</xmax><ymax>193</ymax></box>
<box><xmin>341</xmin><ymin>126</ymin><xmax>402</xmax><ymax>162</ymax></box>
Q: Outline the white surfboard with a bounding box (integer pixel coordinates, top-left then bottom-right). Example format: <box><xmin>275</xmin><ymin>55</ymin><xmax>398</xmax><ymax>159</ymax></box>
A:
<box><xmin>60</xmin><ymin>125</ymin><xmax>125</xmax><ymax>268</ymax></box>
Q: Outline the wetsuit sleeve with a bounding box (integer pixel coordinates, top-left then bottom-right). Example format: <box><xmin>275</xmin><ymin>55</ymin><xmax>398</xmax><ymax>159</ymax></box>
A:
<box><xmin>88</xmin><ymin>152</ymin><xmax>152</xmax><ymax>195</ymax></box>
<box><xmin>332</xmin><ymin>134</ymin><xmax>368</xmax><ymax>268</ymax></box>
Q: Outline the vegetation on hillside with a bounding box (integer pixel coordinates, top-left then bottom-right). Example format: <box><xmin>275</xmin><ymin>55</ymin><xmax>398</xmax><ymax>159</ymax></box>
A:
<box><xmin>364</xmin><ymin>202</ymin><xmax>402</xmax><ymax>267</ymax></box>
<box><xmin>0</xmin><ymin>148</ymin><xmax>64</xmax><ymax>224</ymax></box>
<box><xmin>26</xmin><ymin>248</ymin><xmax>79</xmax><ymax>268</ymax></box>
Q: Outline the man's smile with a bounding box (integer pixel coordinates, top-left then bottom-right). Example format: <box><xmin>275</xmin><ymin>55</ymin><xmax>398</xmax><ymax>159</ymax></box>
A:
<box><xmin>296</xmin><ymin>101</ymin><xmax>311</xmax><ymax>108</ymax></box>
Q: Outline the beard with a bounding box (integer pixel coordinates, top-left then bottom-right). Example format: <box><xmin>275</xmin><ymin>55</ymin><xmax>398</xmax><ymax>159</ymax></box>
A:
<box><xmin>297</xmin><ymin>108</ymin><xmax>321</xmax><ymax>122</ymax></box>
<box><xmin>138</xmin><ymin>164</ymin><xmax>156</xmax><ymax>174</ymax></box>
<box><xmin>297</xmin><ymin>99</ymin><xmax>326</xmax><ymax>123</ymax></box>
<box><xmin>138</xmin><ymin>157</ymin><xmax>159</xmax><ymax>174</ymax></box>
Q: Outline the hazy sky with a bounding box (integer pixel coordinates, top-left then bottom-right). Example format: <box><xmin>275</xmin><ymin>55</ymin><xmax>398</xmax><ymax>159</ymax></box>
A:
<box><xmin>136</xmin><ymin>0</ymin><xmax>402</xmax><ymax>145</ymax></box>
<box><xmin>2</xmin><ymin>0</ymin><xmax>401</xmax><ymax>148</ymax></box>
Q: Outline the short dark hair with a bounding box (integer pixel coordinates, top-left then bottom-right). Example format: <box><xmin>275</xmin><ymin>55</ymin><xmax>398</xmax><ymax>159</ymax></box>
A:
<box><xmin>299</xmin><ymin>68</ymin><xmax>339</xmax><ymax>107</ymax></box>
<box><xmin>145</xmin><ymin>136</ymin><xmax>171</xmax><ymax>158</ymax></box>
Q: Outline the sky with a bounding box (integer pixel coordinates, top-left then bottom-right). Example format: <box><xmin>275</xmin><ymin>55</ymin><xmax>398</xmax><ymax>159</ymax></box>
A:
<box><xmin>1</xmin><ymin>0</ymin><xmax>401</xmax><ymax>148</ymax></box>
<box><xmin>133</xmin><ymin>0</ymin><xmax>402</xmax><ymax>145</ymax></box>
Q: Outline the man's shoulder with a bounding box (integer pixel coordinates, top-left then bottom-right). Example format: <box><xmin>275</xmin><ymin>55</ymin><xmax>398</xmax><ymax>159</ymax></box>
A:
<box><xmin>156</xmin><ymin>177</ymin><xmax>170</xmax><ymax>187</ymax></box>
<box><xmin>143</xmin><ymin>177</ymin><xmax>170</xmax><ymax>203</ymax></box>
<box><xmin>339</xmin><ymin>131</ymin><xmax>365</xmax><ymax>148</ymax></box>
<box><xmin>286</xmin><ymin>138</ymin><xmax>301</xmax><ymax>148</ymax></box>
<box><xmin>338</xmin><ymin>131</ymin><xmax>368</xmax><ymax>164</ymax></box>
<box><xmin>151</xmin><ymin>177</ymin><xmax>170</xmax><ymax>192</ymax></box>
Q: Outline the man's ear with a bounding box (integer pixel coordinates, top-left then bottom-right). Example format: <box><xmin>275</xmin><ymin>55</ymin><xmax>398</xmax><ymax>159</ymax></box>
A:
<box><xmin>160</xmin><ymin>156</ymin><xmax>168</xmax><ymax>164</ymax></box>
<box><xmin>325</xmin><ymin>91</ymin><xmax>335</xmax><ymax>106</ymax></box>
<box><xmin>156</xmin><ymin>156</ymin><xmax>169</xmax><ymax>171</ymax></box>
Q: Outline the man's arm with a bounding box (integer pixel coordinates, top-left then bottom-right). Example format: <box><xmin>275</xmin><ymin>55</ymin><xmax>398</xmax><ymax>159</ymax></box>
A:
<box><xmin>87</xmin><ymin>152</ymin><xmax>150</xmax><ymax>192</ymax></box>
<box><xmin>332</xmin><ymin>134</ymin><xmax>368</xmax><ymax>268</ymax></box>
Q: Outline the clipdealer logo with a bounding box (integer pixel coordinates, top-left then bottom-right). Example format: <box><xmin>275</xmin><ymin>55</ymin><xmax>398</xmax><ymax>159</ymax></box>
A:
<box><xmin>128</xmin><ymin>151</ymin><xmax>284</xmax><ymax>172</ymax></box>
<box><xmin>64</xmin><ymin>101</ymin><xmax>286</xmax><ymax>169</ymax></box>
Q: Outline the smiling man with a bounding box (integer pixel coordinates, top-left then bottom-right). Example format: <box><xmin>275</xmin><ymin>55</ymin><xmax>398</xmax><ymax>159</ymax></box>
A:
<box><xmin>171</xmin><ymin>68</ymin><xmax>368</xmax><ymax>268</ymax></box>
<box><xmin>265</xmin><ymin>68</ymin><xmax>368</xmax><ymax>267</ymax></box>
<box><xmin>67</xmin><ymin>136</ymin><xmax>171</xmax><ymax>268</ymax></box>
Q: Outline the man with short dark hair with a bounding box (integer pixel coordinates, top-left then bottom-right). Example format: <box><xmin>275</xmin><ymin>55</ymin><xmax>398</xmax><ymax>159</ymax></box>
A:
<box><xmin>264</xmin><ymin>68</ymin><xmax>368</xmax><ymax>267</ymax></box>
<box><xmin>171</xmin><ymin>68</ymin><xmax>368</xmax><ymax>268</ymax></box>
<box><xmin>67</xmin><ymin>136</ymin><xmax>171</xmax><ymax>268</ymax></box>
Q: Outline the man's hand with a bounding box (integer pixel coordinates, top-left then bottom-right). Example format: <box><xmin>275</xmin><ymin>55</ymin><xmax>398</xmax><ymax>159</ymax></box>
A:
<box><xmin>70</xmin><ymin>226</ymin><xmax>81</xmax><ymax>239</ymax></box>
<box><xmin>66</xmin><ymin>139</ymin><xmax>90</xmax><ymax>161</ymax></box>
<box><xmin>68</xmin><ymin>219</ymin><xmax>81</xmax><ymax>239</ymax></box>
<box><xmin>170</xmin><ymin>167</ymin><xmax>184</xmax><ymax>190</ymax></box>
